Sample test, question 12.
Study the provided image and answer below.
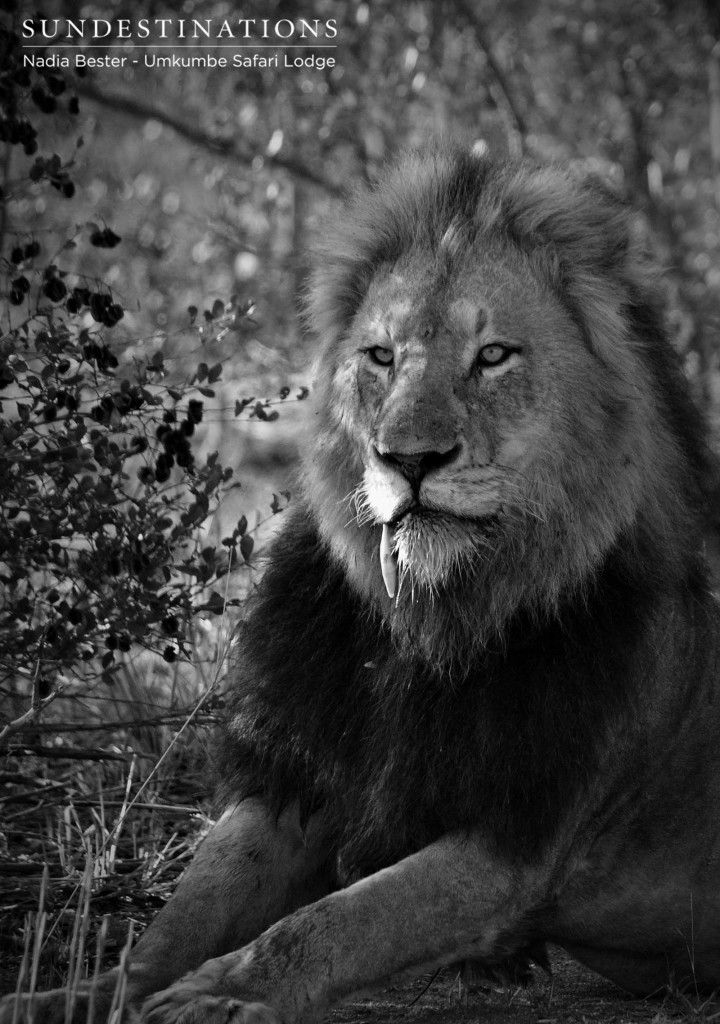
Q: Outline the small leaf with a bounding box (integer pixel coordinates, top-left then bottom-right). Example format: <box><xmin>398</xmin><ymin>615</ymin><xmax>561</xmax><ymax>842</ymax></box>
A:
<box><xmin>204</xmin><ymin>590</ymin><xmax>225</xmax><ymax>615</ymax></box>
<box><xmin>175</xmin><ymin>563</ymin><xmax>201</xmax><ymax>578</ymax></box>
<box><xmin>240</xmin><ymin>534</ymin><xmax>254</xmax><ymax>562</ymax></box>
<box><xmin>235</xmin><ymin>397</ymin><xmax>254</xmax><ymax>416</ymax></box>
<box><xmin>29</xmin><ymin>158</ymin><xmax>45</xmax><ymax>182</ymax></box>
<box><xmin>90</xmin><ymin>227</ymin><xmax>121</xmax><ymax>248</ymax></box>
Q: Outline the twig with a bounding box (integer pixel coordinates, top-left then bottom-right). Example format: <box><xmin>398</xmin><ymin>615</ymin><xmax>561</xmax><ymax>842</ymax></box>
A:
<box><xmin>0</xmin><ymin>673</ymin><xmax>61</xmax><ymax>746</ymax></box>
<box><xmin>0</xmin><ymin>779</ymin><xmax>73</xmax><ymax>806</ymax></box>
<box><xmin>0</xmin><ymin>694</ymin><xmax>62</xmax><ymax>745</ymax></box>
<box><xmin>18</xmin><ymin>711</ymin><xmax>217</xmax><ymax>734</ymax></box>
<box><xmin>408</xmin><ymin>968</ymin><xmax>443</xmax><ymax>1006</ymax></box>
<box><xmin>5</xmin><ymin>744</ymin><xmax>153</xmax><ymax>761</ymax></box>
<box><xmin>75</xmin><ymin>79</ymin><xmax>343</xmax><ymax>195</ymax></box>
<box><xmin>52</xmin><ymin>800</ymin><xmax>200</xmax><ymax>813</ymax></box>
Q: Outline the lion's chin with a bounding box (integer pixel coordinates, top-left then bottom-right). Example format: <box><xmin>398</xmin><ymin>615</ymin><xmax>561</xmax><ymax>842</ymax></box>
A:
<box><xmin>380</xmin><ymin>510</ymin><xmax>486</xmax><ymax>599</ymax></box>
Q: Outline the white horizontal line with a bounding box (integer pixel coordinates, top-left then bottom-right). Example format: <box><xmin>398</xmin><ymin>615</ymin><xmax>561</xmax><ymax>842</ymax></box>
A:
<box><xmin>22</xmin><ymin>44</ymin><xmax>337</xmax><ymax>48</ymax></box>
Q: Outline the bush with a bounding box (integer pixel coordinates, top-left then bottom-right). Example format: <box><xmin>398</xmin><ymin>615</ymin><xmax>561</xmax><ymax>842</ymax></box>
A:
<box><xmin>0</xmin><ymin>11</ymin><xmax>299</xmax><ymax>739</ymax></box>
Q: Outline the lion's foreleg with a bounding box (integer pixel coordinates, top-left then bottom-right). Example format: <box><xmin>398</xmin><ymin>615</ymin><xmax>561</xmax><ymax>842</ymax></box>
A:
<box><xmin>129</xmin><ymin>798</ymin><xmax>334</xmax><ymax>992</ymax></box>
<box><xmin>0</xmin><ymin>799</ymin><xmax>333</xmax><ymax>1024</ymax></box>
<box><xmin>141</xmin><ymin>832</ymin><xmax>550</xmax><ymax>1024</ymax></box>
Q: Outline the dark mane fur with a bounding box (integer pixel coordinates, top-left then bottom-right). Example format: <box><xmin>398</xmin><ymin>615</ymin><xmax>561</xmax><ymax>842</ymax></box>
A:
<box><xmin>219</xmin><ymin>151</ymin><xmax>718</xmax><ymax>881</ymax></box>
<box><xmin>219</xmin><ymin>507</ymin><xmax>711</xmax><ymax>879</ymax></box>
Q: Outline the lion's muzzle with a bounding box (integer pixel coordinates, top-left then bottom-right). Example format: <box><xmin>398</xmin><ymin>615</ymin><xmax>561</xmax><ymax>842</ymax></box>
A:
<box><xmin>370</xmin><ymin>443</ymin><xmax>463</xmax><ymax>598</ymax></box>
<box><xmin>373</xmin><ymin>443</ymin><xmax>462</xmax><ymax>493</ymax></box>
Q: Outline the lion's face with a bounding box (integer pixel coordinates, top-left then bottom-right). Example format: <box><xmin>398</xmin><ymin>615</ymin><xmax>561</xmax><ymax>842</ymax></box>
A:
<box><xmin>341</xmin><ymin>244</ymin><xmax>579</xmax><ymax>596</ymax></box>
<box><xmin>309</xmin><ymin>239</ymin><xmax>644</xmax><ymax>606</ymax></box>
<box><xmin>303</xmin><ymin>153</ymin><xmax>692</xmax><ymax>644</ymax></box>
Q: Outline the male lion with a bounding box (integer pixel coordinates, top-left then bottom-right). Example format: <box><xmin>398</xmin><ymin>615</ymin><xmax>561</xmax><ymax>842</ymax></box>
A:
<box><xmin>5</xmin><ymin>149</ymin><xmax>720</xmax><ymax>1024</ymax></box>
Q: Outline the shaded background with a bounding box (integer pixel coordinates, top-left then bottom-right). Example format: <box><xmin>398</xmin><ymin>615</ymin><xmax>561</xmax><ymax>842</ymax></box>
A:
<box><xmin>13</xmin><ymin>0</ymin><xmax>720</xmax><ymax>411</ymax></box>
<box><xmin>2</xmin><ymin>0</ymin><xmax>720</xmax><ymax>1007</ymax></box>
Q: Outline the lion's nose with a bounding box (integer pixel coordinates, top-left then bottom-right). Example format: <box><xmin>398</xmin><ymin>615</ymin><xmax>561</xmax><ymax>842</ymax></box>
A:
<box><xmin>374</xmin><ymin>445</ymin><xmax>461</xmax><ymax>490</ymax></box>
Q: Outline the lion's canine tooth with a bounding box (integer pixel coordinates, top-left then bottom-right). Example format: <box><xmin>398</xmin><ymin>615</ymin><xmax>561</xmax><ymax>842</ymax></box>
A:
<box><xmin>380</xmin><ymin>522</ymin><xmax>397</xmax><ymax>598</ymax></box>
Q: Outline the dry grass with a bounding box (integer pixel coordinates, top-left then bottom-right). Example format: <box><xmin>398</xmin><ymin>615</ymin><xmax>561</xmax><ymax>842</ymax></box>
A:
<box><xmin>0</xmin><ymin>619</ymin><xmax>234</xmax><ymax>1011</ymax></box>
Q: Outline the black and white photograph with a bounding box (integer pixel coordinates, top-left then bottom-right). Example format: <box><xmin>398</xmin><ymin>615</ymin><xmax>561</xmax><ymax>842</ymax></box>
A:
<box><xmin>2</xmin><ymin>3</ymin><xmax>720</xmax><ymax>1023</ymax></box>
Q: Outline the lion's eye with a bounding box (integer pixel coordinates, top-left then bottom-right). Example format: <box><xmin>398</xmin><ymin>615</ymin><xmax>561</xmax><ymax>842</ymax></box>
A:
<box><xmin>368</xmin><ymin>346</ymin><xmax>394</xmax><ymax>367</ymax></box>
<box><xmin>477</xmin><ymin>344</ymin><xmax>515</xmax><ymax>368</ymax></box>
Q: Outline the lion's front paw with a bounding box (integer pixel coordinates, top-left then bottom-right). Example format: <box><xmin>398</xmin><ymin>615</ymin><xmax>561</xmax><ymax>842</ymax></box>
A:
<box><xmin>0</xmin><ymin>987</ymin><xmax>124</xmax><ymax>1024</ymax></box>
<box><xmin>141</xmin><ymin>989</ymin><xmax>280</xmax><ymax>1024</ymax></box>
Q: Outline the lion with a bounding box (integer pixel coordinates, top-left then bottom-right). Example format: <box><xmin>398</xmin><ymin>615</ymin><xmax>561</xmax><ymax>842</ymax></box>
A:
<box><xmin>4</xmin><ymin>148</ymin><xmax>720</xmax><ymax>1024</ymax></box>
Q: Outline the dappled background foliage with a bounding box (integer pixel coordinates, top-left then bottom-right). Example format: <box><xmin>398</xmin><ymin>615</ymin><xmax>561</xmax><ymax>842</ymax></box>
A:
<box><xmin>2</xmin><ymin>0</ymin><xmax>720</xmax><ymax>1000</ymax></box>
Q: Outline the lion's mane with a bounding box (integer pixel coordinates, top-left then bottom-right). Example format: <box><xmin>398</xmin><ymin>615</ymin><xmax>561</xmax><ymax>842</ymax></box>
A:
<box><xmin>220</xmin><ymin>151</ymin><xmax>717</xmax><ymax>881</ymax></box>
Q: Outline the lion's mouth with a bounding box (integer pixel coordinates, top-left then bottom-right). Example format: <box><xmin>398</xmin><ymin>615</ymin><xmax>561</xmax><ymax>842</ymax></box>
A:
<box><xmin>379</xmin><ymin>508</ymin><xmax>491</xmax><ymax>599</ymax></box>
<box><xmin>379</xmin><ymin>502</ymin><xmax>419</xmax><ymax>598</ymax></box>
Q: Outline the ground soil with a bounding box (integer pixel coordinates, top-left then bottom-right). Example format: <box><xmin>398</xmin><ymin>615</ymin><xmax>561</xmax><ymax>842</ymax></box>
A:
<box><xmin>329</xmin><ymin>951</ymin><xmax>695</xmax><ymax>1024</ymax></box>
<box><xmin>0</xmin><ymin>905</ymin><xmax>706</xmax><ymax>1024</ymax></box>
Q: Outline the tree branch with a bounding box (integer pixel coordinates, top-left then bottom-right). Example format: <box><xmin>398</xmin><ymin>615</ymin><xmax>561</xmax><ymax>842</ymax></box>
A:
<box><xmin>451</xmin><ymin>0</ymin><xmax>528</xmax><ymax>156</ymax></box>
<box><xmin>709</xmin><ymin>42</ymin><xmax>720</xmax><ymax>206</ymax></box>
<box><xmin>75</xmin><ymin>79</ymin><xmax>343</xmax><ymax>195</ymax></box>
